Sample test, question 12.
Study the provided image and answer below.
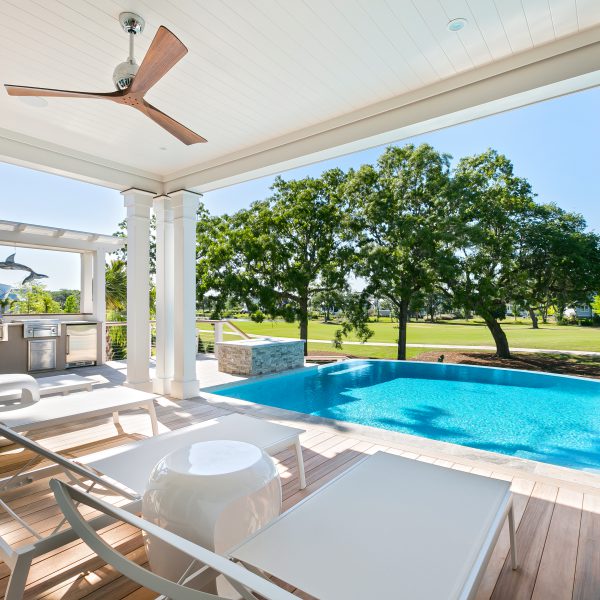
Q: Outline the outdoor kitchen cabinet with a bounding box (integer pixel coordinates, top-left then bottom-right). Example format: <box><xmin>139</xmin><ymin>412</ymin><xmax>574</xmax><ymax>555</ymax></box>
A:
<box><xmin>0</xmin><ymin>320</ymin><xmax>101</xmax><ymax>375</ymax></box>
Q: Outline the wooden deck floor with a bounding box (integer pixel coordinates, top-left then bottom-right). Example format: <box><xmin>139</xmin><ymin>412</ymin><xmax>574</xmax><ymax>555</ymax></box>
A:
<box><xmin>0</xmin><ymin>391</ymin><xmax>598</xmax><ymax>599</ymax></box>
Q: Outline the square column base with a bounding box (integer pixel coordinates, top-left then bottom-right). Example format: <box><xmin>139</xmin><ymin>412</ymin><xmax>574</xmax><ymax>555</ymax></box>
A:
<box><xmin>124</xmin><ymin>380</ymin><xmax>153</xmax><ymax>393</ymax></box>
<box><xmin>171</xmin><ymin>379</ymin><xmax>200</xmax><ymax>400</ymax></box>
<box><xmin>153</xmin><ymin>377</ymin><xmax>172</xmax><ymax>395</ymax></box>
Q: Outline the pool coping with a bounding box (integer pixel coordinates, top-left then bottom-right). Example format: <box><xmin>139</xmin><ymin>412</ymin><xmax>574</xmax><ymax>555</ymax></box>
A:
<box><xmin>199</xmin><ymin>360</ymin><xmax>600</xmax><ymax>494</ymax></box>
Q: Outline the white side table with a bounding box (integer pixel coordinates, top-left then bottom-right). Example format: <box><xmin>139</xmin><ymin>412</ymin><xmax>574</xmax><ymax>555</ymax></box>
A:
<box><xmin>142</xmin><ymin>439</ymin><xmax>281</xmax><ymax>587</ymax></box>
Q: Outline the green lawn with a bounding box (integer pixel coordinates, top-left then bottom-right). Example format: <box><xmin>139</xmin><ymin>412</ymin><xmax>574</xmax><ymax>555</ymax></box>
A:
<box><xmin>227</xmin><ymin>319</ymin><xmax>600</xmax><ymax>352</ymax></box>
<box><xmin>307</xmin><ymin>343</ymin><xmax>425</xmax><ymax>360</ymax></box>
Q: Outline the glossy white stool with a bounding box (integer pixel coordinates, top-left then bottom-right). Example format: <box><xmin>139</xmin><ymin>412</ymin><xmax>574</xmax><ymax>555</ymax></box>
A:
<box><xmin>142</xmin><ymin>439</ymin><xmax>281</xmax><ymax>589</ymax></box>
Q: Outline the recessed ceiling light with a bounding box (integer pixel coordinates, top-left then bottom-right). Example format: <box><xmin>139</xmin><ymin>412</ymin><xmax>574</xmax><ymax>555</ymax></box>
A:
<box><xmin>447</xmin><ymin>18</ymin><xmax>467</xmax><ymax>32</ymax></box>
<box><xmin>17</xmin><ymin>96</ymin><xmax>48</xmax><ymax>108</ymax></box>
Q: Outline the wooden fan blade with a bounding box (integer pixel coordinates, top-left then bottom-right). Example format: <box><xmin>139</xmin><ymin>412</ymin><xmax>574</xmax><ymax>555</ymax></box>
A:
<box><xmin>5</xmin><ymin>84</ymin><xmax>121</xmax><ymax>100</ymax></box>
<box><xmin>137</xmin><ymin>100</ymin><xmax>206</xmax><ymax>145</ymax></box>
<box><xmin>129</xmin><ymin>26</ymin><xmax>188</xmax><ymax>94</ymax></box>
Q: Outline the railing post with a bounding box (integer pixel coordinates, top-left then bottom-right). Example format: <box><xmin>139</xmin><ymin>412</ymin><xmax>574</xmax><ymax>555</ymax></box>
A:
<box><xmin>214</xmin><ymin>321</ymin><xmax>224</xmax><ymax>344</ymax></box>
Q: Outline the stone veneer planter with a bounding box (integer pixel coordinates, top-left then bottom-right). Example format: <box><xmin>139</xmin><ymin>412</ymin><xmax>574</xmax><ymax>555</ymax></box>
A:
<box><xmin>215</xmin><ymin>338</ymin><xmax>305</xmax><ymax>375</ymax></box>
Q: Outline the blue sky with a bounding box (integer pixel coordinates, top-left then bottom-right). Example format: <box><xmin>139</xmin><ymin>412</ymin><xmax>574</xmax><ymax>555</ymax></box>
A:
<box><xmin>0</xmin><ymin>86</ymin><xmax>599</xmax><ymax>290</ymax></box>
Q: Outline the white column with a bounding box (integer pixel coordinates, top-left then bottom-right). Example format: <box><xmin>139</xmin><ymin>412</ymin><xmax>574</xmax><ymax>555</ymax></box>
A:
<box><xmin>122</xmin><ymin>189</ymin><xmax>154</xmax><ymax>387</ymax></box>
<box><xmin>80</xmin><ymin>253</ymin><xmax>94</xmax><ymax>314</ymax></box>
<box><xmin>92</xmin><ymin>249</ymin><xmax>107</xmax><ymax>364</ymax></box>
<box><xmin>170</xmin><ymin>190</ymin><xmax>200</xmax><ymax>399</ymax></box>
<box><xmin>153</xmin><ymin>195</ymin><xmax>174</xmax><ymax>395</ymax></box>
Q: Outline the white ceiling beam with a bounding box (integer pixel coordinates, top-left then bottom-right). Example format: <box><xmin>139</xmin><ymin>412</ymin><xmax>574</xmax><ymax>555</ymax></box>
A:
<box><xmin>0</xmin><ymin>128</ymin><xmax>162</xmax><ymax>193</ymax></box>
<box><xmin>165</xmin><ymin>27</ymin><xmax>600</xmax><ymax>193</ymax></box>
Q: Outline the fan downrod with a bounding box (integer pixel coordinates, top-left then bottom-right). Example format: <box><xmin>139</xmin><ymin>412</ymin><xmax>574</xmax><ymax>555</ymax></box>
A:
<box><xmin>114</xmin><ymin>13</ymin><xmax>145</xmax><ymax>91</ymax></box>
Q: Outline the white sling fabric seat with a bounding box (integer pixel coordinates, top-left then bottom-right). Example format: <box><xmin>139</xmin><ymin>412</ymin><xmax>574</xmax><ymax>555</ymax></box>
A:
<box><xmin>229</xmin><ymin>452</ymin><xmax>517</xmax><ymax>600</ymax></box>
<box><xmin>80</xmin><ymin>413</ymin><xmax>306</xmax><ymax>495</ymax></box>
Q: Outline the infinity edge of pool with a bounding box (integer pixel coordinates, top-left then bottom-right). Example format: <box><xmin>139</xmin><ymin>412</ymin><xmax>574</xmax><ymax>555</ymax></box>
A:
<box><xmin>205</xmin><ymin>359</ymin><xmax>600</xmax><ymax>476</ymax></box>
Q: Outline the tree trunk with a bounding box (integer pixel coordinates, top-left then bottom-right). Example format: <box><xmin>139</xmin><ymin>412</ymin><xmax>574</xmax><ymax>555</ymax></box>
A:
<box><xmin>556</xmin><ymin>300</ymin><xmax>566</xmax><ymax>323</ymax></box>
<box><xmin>528</xmin><ymin>307</ymin><xmax>539</xmax><ymax>329</ymax></box>
<box><xmin>397</xmin><ymin>298</ymin><xmax>409</xmax><ymax>360</ymax></box>
<box><xmin>299</xmin><ymin>295</ymin><xmax>309</xmax><ymax>356</ymax></box>
<box><xmin>484</xmin><ymin>317</ymin><xmax>511</xmax><ymax>358</ymax></box>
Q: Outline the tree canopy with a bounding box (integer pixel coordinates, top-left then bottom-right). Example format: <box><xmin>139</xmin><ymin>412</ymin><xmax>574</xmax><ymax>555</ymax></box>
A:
<box><xmin>194</xmin><ymin>143</ymin><xmax>599</xmax><ymax>360</ymax></box>
<box><xmin>442</xmin><ymin>150</ymin><xmax>536</xmax><ymax>358</ymax></box>
<box><xmin>197</xmin><ymin>171</ymin><xmax>355</xmax><ymax>354</ymax></box>
<box><xmin>345</xmin><ymin>144</ymin><xmax>454</xmax><ymax>359</ymax></box>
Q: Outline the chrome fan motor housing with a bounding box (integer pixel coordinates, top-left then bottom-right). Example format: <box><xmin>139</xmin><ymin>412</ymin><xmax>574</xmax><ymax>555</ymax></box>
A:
<box><xmin>113</xmin><ymin>60</ymin><xmax>139</xmax><ymax>91</ymax></box>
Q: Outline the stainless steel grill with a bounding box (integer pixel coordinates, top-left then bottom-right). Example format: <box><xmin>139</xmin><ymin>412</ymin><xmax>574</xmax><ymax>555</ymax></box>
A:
<box><xmin>21</xmin><ymin>320</ymin><xmax>61</xmax><ymax>339</ymax></box>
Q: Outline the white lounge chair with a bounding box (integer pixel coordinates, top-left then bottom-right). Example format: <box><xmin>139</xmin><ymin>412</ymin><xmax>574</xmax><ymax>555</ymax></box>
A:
<box><xmin>0</xmin><ymin>385</ymin><xmax>159</xmax><ymax>435</ymax></box>
<box><xmin>49</xmin><ymin>452</ymin><xmax>517</xmax><ymax>600</ymax></box>
<box><xmin>230</xmin><ymin>452</ymin><xmax>517</xmax><ymax>600</ymax></box>
<box><xmin>0</xmin><ymin>373</ymin><xmax>94</xmax><ymax>403</ymax></box>
<box><xmin>0</xmin><ymin>413</ymin><xmax>306</xmax><ymax>599</ymax></box>
<box><xmin>51</xmin><ymin>479</ymin><xmax>297</xmax><ymax>599</ymax></box>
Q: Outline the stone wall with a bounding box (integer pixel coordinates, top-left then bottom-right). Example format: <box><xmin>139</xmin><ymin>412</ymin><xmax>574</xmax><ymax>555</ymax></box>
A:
<box><xmin>216</xmin><ymin>339</ymin><xmax>305</xmax><ymax>375</ymax></box>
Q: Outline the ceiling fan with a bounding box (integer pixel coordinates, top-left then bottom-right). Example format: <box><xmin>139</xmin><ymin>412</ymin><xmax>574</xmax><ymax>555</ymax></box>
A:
<box><xmin>4</xmin><ymin>13</ymin><xmax>206</xmax><ymax>145</ymax></box>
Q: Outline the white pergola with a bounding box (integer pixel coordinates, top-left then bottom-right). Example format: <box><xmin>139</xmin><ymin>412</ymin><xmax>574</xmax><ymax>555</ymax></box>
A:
<box><xmin>1</xmin><ymin>1</ymin><xmax>599</xmax><ymax>398</ymax></box>
<box><xmin>0</xmin><ymin>220</ymin><xmax>123</xmax><ymax>362</ymax></box>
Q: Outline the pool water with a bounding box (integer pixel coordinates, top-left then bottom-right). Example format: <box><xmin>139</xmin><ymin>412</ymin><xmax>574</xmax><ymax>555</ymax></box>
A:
<box><xmin>212</xmin><ymin>360</ymin><xmax>600</xmax><ymax>472</ymax></box>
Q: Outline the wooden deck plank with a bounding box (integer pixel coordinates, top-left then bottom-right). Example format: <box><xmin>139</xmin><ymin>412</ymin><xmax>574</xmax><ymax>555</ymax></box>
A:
<box><xmin>475</xmin><ymin>477</ymin><xmax>535</xmax><ymax>600</ymax></box>
<box><xmin>490</xmin><ymin>482</ymin><xmax>558</xmax><ymax>600</ymax></box>
<box><xmin>572</xmin><ymin>493</ymin><xmax>600</xmax><ymax>599</ymax></box>
<box><xmin>531</xmin><ymin>487</ymin><xmax>583</xmax><ymax>600</ymax></box>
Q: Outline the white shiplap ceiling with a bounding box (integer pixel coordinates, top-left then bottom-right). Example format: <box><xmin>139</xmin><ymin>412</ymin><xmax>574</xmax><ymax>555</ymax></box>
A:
<box><xmin>0</xmin><ymin>0</ymin><xmax>599</xmax><ymax>190</ymax></box>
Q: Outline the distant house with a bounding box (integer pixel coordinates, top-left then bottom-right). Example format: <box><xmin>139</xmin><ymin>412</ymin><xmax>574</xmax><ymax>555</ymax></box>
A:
<box><xmin>564</xmin><ymin>304</ymin><xmax>594</xmax><ymax>319</ymax></box>
<box><xmin>0</xmin><ymin>284</ymin><xmax>18</xmax><ymax>301</ymax></box>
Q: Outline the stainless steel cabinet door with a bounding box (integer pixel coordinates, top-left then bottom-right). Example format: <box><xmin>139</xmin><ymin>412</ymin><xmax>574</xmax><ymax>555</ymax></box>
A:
<box><xmin>66</xmin><ymin>324</ymin><xmax>98</xmax><ymax>363</ymax></box>
<box><xmin>28</xmin><ymin>339</ymin><xmax>56</xmax><ymax>371</ymax></box>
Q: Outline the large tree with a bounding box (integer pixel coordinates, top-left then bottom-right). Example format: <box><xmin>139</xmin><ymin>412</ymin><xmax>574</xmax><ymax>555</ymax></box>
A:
<box><xmin>444</xmin><ymin>150</ymin><xmax>534</xmax><ymax>358</ymax></box>
<box><xmin>198</xmin><ymin>171</ymin><xmax>355</xmax><ymax>354</ymax></box>
<box><xmin>345</xmin><ymin>144</ymin><xmax>454</xmax><ymax>360</ymax></box>
<box><xmin>517</xmin><ymin>203</ymin><xmax>600</xmax><ymax>327</ymax></box>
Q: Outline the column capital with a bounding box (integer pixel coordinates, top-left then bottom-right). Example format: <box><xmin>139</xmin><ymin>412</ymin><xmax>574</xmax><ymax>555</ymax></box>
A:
<box><xmin>169</xmin><ymin>190</ymin><xmax>200</xmax><ymax>219</ymax></box>
<box><xmin>121</xmin><ymin>188</ymin><xmax>155</xmax><ymax>211</ymax></box>
<box><xmin>153</xmin><ymin>195</ymin><xmax>173</xmax><ymax>221</ymax></box>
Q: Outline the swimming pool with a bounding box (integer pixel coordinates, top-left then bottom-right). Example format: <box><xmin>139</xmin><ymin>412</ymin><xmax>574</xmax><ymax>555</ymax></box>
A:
<box><xmin>211</xmin><ymin>360</ymin><xmax>600</xmax><ymax>472</ymax></box>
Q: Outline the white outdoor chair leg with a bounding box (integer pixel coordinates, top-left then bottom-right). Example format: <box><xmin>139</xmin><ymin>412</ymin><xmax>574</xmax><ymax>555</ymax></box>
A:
<box><xmin>145</xmin><ymin>402</ymin><xmax>159</xmax><ymax>436</ymax></box>
<box><xmin>5</xmin><ymin>550</ymin><xmax>34</xmax><ymax>600</ymax></box>
<box><xmin>294</xmin><ymin>439</ymin><xmax>306</xmax><ymax>489</ymax></box>
<box><xmin>508</xmin><ymin>504</ymin><xmax>518</xmax><ymax>570</ymax></box>
<box><xmin>112</xmin><ymin>411</ymin><xmax>121</xmax><ymax>427</ymax></box>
